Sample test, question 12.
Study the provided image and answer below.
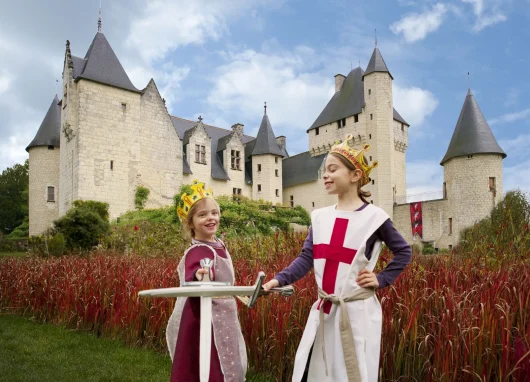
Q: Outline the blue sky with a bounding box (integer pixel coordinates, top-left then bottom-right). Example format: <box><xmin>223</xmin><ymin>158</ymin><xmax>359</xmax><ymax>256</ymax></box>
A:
<box><xmin>1</xmin><ymin>0</ymin><xmax>528</xmax><ymax>197</ymax></box>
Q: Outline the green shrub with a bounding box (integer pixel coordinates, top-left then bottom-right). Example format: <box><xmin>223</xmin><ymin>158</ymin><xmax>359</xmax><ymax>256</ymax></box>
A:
<box><xmin>72</xmin><ymin>200</ymin><xmax>109</xmax><ymax>222</ymax></box>
<box><xmin>134</xmin><ymin>186</ymin><xmax>150</xmax><ymax>210</ymax></box>
<box><xmin>54</xmin><ymin>208</ymin><xmax>109</xmax><ymax>250</ymax></box>
<box><xmin>47</xmin><ymin>233</ymin><xmax>66</xmax><ymax>256</ymax></box>
<box><xmin>7</xmin><ymin>216</ymin><xmax>29</xmax><ymax>239</ymax></box>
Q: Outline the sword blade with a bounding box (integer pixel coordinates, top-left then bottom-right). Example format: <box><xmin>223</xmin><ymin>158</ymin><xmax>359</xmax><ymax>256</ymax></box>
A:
<box><xmin>200</xmin><ymin>295</ymin><xmax>212</xmax><ymax>382</ymax></box>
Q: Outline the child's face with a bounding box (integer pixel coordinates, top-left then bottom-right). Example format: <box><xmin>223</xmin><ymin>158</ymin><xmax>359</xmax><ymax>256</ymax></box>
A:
<box><xmin>322</xmin><ymin>154</ymin><xmax>362</xmax><ymax>195</ymax></box>
<box><xmin>191</xmin><ymin>198</ymin><xmax>220</xmax><ymax>241</ymax></box>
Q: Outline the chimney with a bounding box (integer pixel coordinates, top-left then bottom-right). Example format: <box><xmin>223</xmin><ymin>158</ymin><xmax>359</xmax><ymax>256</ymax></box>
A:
<box><xmin>276</xmin><ymin>135</ymin><xmax>286</xmax><ymax>151</ymax></box>
<box><xmin>231</xmin><ymin>123</ymin><xmax>244</xmax><ymax>137</ymax></box>
<box><xmin>334</xmin><ymin>74</ymin><xmax>346</xmax><ymax>93</ymax></box>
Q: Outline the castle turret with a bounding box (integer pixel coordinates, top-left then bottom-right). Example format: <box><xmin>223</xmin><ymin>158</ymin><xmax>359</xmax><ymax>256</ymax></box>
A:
<box><xmin>442</xmin><ymin>89</ymin><xmax>506</xmax><ymax>241</ymax></box>
<box><xmin>249</xmin><ymin>104</ymin><xmax>284</xmax><ymax>203</ymax></box>
<box><xmin>362</xmin><ymin>47</ymin><xmax>396</xmax><ymax>218</ymax></box>
<box><xmin>26</xmin><ymin>95</ymin><xmax>61</xmax><ymax>236</ymax></box>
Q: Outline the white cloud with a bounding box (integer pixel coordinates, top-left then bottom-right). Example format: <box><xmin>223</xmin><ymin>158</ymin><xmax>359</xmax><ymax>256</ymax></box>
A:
<box><xmin>0</xmin><ymin>69</ymin><xmax>12</xmax><ymax>94</ymax></box>
<box><xmin>504</xmin><ymin>159</ymin><xmax>530</xmax><ymax>194</ymax></box>
<box><xmin>206</xmin><ymin>45</ymin><xmax>334</xmax><ymax>134</ymax></box>
<box><xmin>498</xmin><ymin>134</ymin><xmax>530</xmax><ymax>161</ymax></box>
<box><xmin>390</xmin><ymin>3</ymin><xmax>449</xmax><ymax>42</ymax></box>
<box><xmin>393</xmin><ymin>85</ymin><xmax>439</xmax><ymax>127</ymax></box>
<box><xmin>405</xmin><ymin>160</ymin><xmax>444</xmax><ymax>202</ymax></box>
<box><xmin>489</xmin><ymin>108</ymin><xmax>530</xmax><ymax>126</ymax></box>
<box><xmin>462</xmin><ymin>0</ymin><xmax>507</xmax><ymax>31</ymax></box>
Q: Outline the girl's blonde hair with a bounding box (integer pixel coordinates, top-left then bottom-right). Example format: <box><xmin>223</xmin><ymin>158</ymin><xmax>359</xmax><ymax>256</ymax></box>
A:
<box><xmin>182</xmin><ymin>197</ymin><xmax>221</xmax><ymax>240</ymax></box>
<box><xmin>329</xmin><ymin>152</ymin><xmax>372</xmax><ymax>204</ymax></box>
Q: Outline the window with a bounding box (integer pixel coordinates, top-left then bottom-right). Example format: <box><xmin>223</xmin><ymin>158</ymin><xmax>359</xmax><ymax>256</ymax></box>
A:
<box><xmin>231</xmin><ymin>150</ymin><xmax>241</xmax><ymax>170</ymax></box>
<box><xmin>354</xmin><ymin>114</ymin><xmax>359</xmax><ymax>123</ymax></box>
<box><xmin>47</xmin><ymin>186</ymin><xmax>55</xmax><ymax>202</ymax></box>
<box><xmin>369</xmin><ymin>156</ymin><xmax>372</xmax><ymax>161</ymax></box>
<box><xmin>337</xmin><ymin>118</ymin><xmax>346</xmax><ymax>128</ymax></box>
<box><xmin>370</xmin><ymin>200</ymin><xmax>373</xmax><ymax>204</ymax></box>
<box><xmin>257</xmin><ymin>164</ymin><xmax>262</xmax><ymax>172</ymax></box>
<box><xmin>443</xmin><ymin>182</ymin><xmax>447</xmax><ymax>199</ymax></box>
<box><xmin>312</xmin><ymin>202</ymin><xmax>315</xmax><ymax>207</ymax></box>
<box><xmin>371</xmin><ymin>179</ymin><xmax>375</xmax><ymax>185</ymax></box>
<box><xmin>233</xmin><ymin>188</ymin><xmax>242</xmax><ymax>195</ymax></box>
<box><xmin>48</xmin><ymin>145</ymin><xmax>54</xmax><ymax>150</ymax></box>
<box><xmin>368</xmin><ymin>89</ymin><xmax>371</xmax><ymax>95</ymax></box>
<box><xmin>258</xmin><ymin>184</ymin><xmax>262</xmax><ymax>192</ymax></box>
<box><xmin>401</xmin><ymin>123</ymin><xmax>405</xmax><ymax>132</ymax></box>
<box><xmin>195</xmin><ymin>145</ymin><xmax>206</xmax><ymax>164</ymax></box>
<box><xmin>110</xmin><ymin>160</ymin><xmax>114</xmax><ymax>170</ymax></box>
<box><xmin>275</xmin><ymin>169</ymin><xmax>279</xmax><ymax>177</ymax></box>
<box><xmin>121</xmin><ymin>103</ymin><xmax>127</xmax><ymax>111</ymax></box>
<box><xmin>448</xmin><ymin>218</ymin><xmax>453</xmax><ymax>235</ymax></box>
<box><xmin>290</xmin><ymin>195</ymin><xmax>294</xmax><ymax>208</ymax></box>
<box><xmin>275</xmin><ymin>157</ymin><xmax>279</xmax><ymax>164</ymax></box>
<box><xmin>315</xmin><ymin>128</ymin><xmax>320</xmax><ymax>136</ymax></box>
<box><xmin>448</xmin><ymin>245</ymin><xmax>453</xmax><ymax>250</ymax></box>
<box><xmin>489</xmin><ymin>177</ymin><xmax>496</xmax><ymax>191</ymax></box>
<box><xmin>369</xmin><ymin>134</ymin><xmax>372</xmax><ymax>139</ymax></box>
<box><xmin>467</xmin><ymin>155</ymin><xmax>473</xmax><ymax>159</ymax></box>
<box><xmin>275</xmin><ymin>189</ymin><xmax>279</xmax><ymax>197</ymax></box>
<box><xmin>370</xmin><ymin>114</ymin><xmax>373</xmax><ymax>120</ymax></box>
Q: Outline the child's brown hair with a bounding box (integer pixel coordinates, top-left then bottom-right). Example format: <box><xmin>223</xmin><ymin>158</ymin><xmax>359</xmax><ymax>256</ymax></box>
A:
<box><xmin>329</xmin><ymin>152</ymin><xmax>372</xmax><ymax>204</ymax></box>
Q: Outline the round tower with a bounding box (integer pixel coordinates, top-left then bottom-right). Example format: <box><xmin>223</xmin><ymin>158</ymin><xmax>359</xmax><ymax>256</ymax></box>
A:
<box><xmin>441</xmin><ymin>89</ymin><xmax>506</xmax><ymax>243</ymax></box>
<box><xmin>362</xmin><ymin>47</ymin><xmax>395</xmax><ymax>218</ymax></box>
<box><xmin>26</xmin><ymin>95</ymin><xmax>61</xmax><ymax>236</ymax></box>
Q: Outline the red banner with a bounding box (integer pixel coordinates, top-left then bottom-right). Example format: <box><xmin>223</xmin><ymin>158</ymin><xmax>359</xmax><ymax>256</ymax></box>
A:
<box><xmin>410</xmin><ymin>202</ymin><xmax>423</xmax><ymax>240</ymax></box>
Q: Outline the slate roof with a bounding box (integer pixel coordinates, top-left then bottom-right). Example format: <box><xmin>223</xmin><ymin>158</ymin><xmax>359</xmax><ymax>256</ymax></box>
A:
<box><xmin>250</xmin><ymin>113</ymin><xmax>284</xmax><ymax>157</ymax></box>
<box><xmin>26</xmin><ymin>95</ymin><xmax>61</xmax><ymax>151</ymax></box>
<box><xmin>170</xmin><ymin>116</ymin><xmax>254</xmax><ymax>181</ymax></box>
<box><xmin>441</xmin><ymin>89</ymin><xmax>506</xmax><ymax>165</ymax></box>
<box><xmin>363</xmin><ymin>47</ymin><xmax>393</xmax><ymax>79</ymax></box>
<box><xmin>283</xmin><ymin>151</ymin><xmax>327</xmax><ymax>188</ymax></box>
<box><xmin>72</xmin><ymin>32</ymin><xmax>140</xmax><ymax>93</ymax></box>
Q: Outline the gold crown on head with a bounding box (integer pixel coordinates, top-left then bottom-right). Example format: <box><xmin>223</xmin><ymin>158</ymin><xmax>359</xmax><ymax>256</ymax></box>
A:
<box><xmin>176</xmin><ymin>179</ymin><xmax>214</xmax><ymax>221</ymax></box>
<box><xmin>330</xmin><ymin>134</ymin><xmax>378</xmax><ymax>187</ymax></box>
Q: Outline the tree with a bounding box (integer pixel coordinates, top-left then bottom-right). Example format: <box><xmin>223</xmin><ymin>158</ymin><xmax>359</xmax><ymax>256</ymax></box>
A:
<box><xmin>0</xmin><ymin>160</ymin><xmax>29</xmax><ymax>234</ymax></box>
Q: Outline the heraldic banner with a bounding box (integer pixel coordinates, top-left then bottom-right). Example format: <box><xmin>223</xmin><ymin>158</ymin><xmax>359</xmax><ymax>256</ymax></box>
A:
<box><xmin>410</xmin><ymin>202</ymin><xmax>423</xmax><ymax>240</ymax></box>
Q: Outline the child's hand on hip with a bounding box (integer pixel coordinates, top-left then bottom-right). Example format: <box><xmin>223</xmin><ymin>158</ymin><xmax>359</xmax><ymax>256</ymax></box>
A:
<box><xmin>356</xmin><ymin>269</ymin><xmax>379</xmax><ymax>288</ymax></box>
<box><xmin>196</xmin><ymin>268</ymin><xmax>214</xmax><ymax>281</ymax></box>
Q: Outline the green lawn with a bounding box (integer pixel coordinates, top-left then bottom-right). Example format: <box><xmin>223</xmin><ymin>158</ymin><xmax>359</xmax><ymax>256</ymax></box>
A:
<box><xmin>0</xmin><ymin>252</ymin><xmax>26</xmax><ymax>258</ymax></box>
<box><xmin>0</xmin><ymin>314</ymin><xmax>272</xmax><ymax>382</ymax></box>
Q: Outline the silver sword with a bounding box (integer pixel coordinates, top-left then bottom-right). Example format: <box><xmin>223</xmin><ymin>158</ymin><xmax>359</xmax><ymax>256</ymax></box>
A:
<box><xmin>199</xmin><ymin>258</ymin><xmax>213</xmax><ymax>382</ymax></box>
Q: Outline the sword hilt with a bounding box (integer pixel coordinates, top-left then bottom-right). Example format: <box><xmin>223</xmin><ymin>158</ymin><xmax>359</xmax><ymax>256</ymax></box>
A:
<box><xmin>199</xmin><ymin>258</ymin><xmax>213</xmax><ymax>282</ymax></box>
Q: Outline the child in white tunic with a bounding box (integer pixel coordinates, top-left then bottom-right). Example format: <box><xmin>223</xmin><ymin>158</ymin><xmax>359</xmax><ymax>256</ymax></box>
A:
<box><xmin>263</xmin><ymin>136</ymin><xmax>412</xmax><ymax>382</ymax></box>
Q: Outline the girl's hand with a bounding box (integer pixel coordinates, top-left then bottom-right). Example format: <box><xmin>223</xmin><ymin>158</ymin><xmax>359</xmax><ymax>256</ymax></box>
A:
<box><xmin>356</xmin><ymin>269</ymin><xmax>379</xmax><ymax>288</ymax></box>
<box><xmin>262</xmin><ymin>279</ymin><xmax>280</xmax><ymax>292</ymax></box>
<box><xmin>195</xmin><ymin>268</ymin><xmax>214</xmax><ymax>281</ymax></box>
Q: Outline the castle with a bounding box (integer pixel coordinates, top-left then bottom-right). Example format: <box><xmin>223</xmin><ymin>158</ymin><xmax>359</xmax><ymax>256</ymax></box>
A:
<box><xmin>27</xmin><ymin>22</ymin><xmax>507</xmax><ymax>249</ymax></box>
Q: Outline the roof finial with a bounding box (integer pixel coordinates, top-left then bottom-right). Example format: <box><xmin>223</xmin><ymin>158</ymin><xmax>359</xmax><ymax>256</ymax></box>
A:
<box><xmin>198</xmin><ymin>115</ymin><xmax>203</xmax><ymax>122</ymax></box>
<box><xmin>98</xmin><ymin>0</ymin><xmax>102</xmax><ymax>32</ymax></box>
<box><xmin>375</xmin><ymin>28</ymin><xmax>377</xmax><ymax>47</ymax></box>
<box><xmin>56</xmin><ymin>79</ymin><xmax>59</xmax><ymax>96</ymax></box>
<box><xmin>264</xmin><ymin>101</ymin><xmax>267</xmax><ymax>115</ymax></box>
<box><xmin>467</xmin><ymin>71</ymin><xmax>470</xmax><ymax>91</ymax></box>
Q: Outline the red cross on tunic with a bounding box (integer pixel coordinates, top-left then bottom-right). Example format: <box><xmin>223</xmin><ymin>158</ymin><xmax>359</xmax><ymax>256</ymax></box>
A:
<box><xmin>313</xmin><ymin>218</ymin><xmax>357</xmax><ymax>314</ymax></box>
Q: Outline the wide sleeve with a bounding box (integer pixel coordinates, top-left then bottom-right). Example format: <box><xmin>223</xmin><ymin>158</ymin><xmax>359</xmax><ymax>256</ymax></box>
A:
<box><xmin>184</xmin><ymin>245</ymin><xmax>216</xmax><ymax>282</ymax></box>
<box><xmin>374</xmin><ymin>219</ymin><xmax>412</xmax><ymax>289</ymax></box>
<box><xmin>274</xmin><ymin>227</ymin><xmax>314</xmax><ymax>287</ymax></box>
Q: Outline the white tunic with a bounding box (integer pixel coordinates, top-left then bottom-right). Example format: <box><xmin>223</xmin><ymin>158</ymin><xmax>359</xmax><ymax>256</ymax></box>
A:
<box><xmin>291</xmin><ymin>204</ymin><xmax>389</xmax><ymax>382</ymax></box>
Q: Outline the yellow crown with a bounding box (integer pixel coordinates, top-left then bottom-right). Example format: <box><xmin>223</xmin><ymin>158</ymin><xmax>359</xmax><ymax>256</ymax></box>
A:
<box><xmin>330</xmin><ymin>135</ymin><xmax>378</xmax><ymax>187</ymax></box>
<box><xmin>176</xmin><ymin>179</ymin><xmax>214</xmax><ymax>222</ymax></box>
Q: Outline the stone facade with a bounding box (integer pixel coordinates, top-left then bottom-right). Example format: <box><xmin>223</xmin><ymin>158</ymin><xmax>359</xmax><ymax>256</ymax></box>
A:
<box><xmin>252</xmin><ymin>154</ymin><xmax>283</xmax><ymax>203</ymax></box>
<box><xmin>28</xmin><ymin>147</ymin><xmax>60</xmax><ymax>235</ymax></box>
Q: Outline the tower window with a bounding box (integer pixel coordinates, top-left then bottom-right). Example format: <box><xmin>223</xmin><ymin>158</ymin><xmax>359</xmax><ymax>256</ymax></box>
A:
<box><xmin>369</xmin><ymin>156</ymin><xmax>372</xmax><ymax>161</ymax></box>
<box><xmin>47</xmin><ymin>186</ymin><xmax>55</xmax><ymax>202</ymax></box>
<box><xmin>368</xmin><ymin>89</ymin><xmax>371</xmax><ymax>95</ymax></box>
<box><xmin>275</xmin><ymin>157</ymin><xmax>279</xmax><ymax>164</ymax></box>
<box><xmin>315</xmin><ymin>128</ymin><xmax>320</xmax><ymax>136</ymax></box>
<box><xmin>275</xmin><ymin>169</ymin><xmax>279</xmax><ymax>177</ymax></box>
<box><xmin>290</xmin><ymin>195</ymin><xmax>294</xmax><ymax>207</ymax></box>
<box><xmin>467</xmin><ymin>155</ymin><xmax>473</xmax><ymax>159</ymax></box>
<box><xmin>121</xmin><ymin>103</ymin><xmax>127</xmax><ymax>111</ymax></box>
<box><xmin>370</xmin><ymin>114</ymin><xmax>373</xmax><ymax>120</ymax></box>
<box><xmin>312</xmin><ymin>202</ymin><xmax>315</xmax><ymax>207</ymax></box>
<box><xmin>448</xmin><ymin>218</ymin><xmax>453</xmax><ymax>235</ymax></box>
<box><xmin>48</xmin><ymin>145</ymin><xmax>54</xmax><ymax>150</ymax></box>
<box><xmin>257</xmin><ymin>164</ymin><xmax>262</xmax><ymax>172</ymax></box>
<box><xmin>258</xmin><ymin>184</ymin><xmax>262</xmax><ymax>192</ymax></box>
<box><xmin>275</xmin><ymin>189</ymin><xmax>279</xmax><ymax>197</ymax></box>
<box><xmin>370</xmin><ymin>200</ymin><xmax>373</xmax><ymax>204</ymax></box>
<box><xmin>443</xmin><ymin>182</ymin><xmax>447</xmax><ymax>199</ymax></box>
<box><xmin>401</xmin><ymin>123</ymin><xmax>405</xmax><ymax>131</ymax></box>
<box><xmin>489</xmin><ymin>177</ymin><xmax>496</xmax><ymax>191</ymax></box>
<box><xmin>354</xmin><ymin>114</ymin><xmax>359</xmax><ymax>123</ymax></box>
<box><xmin>110</xmin><ymin>160</ymin><xmax>114</xmax><ymax>170</ymax></box>
<box><xmin>372</xmin><ymin>179</ymin><xmax>375</xmax><ymax>185</ymax></box>
<box><xmin>369</xmin><ymin>134</ymin><xmax>372</xmax><ymax>139</ymax></box>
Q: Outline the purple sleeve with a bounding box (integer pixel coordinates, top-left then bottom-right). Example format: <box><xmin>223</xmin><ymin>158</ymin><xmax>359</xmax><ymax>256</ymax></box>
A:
<box><xmin>274</xmin><ymin>227</ymin><xmax>314</xmax><ymax>287</ymax></box>
<box><xmin>369</xmin><ymin>219</ymin><xmax>412</xmax><ymax>289</ymax></box>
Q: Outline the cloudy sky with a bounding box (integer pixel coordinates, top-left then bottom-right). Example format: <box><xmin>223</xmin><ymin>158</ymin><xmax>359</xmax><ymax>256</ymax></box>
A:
<box><xmin>1</xmin><ymin>0</ymin><xmax>529</xmax><ymax>197</ymax></box>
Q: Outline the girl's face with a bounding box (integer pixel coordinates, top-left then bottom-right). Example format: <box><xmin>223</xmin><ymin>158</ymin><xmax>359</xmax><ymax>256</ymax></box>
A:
<box><xmin>191</xmin><ymin>198</ymin><xmax>220</xmax><ymax>241</ymax></box>
<box><xmin>322</xmin><ymin>154</ymin><xmax>362</xmax><ymax>195</ymax></box>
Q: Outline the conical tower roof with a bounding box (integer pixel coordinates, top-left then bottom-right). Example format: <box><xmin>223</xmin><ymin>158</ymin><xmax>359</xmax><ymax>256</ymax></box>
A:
<box><xmin>26</xmin><ymin>95</ymin><xmax>61</xmax><ymax>151</ymax></box>
<box><xmin>363</xmin><ymin>47</ymin><xmax>393</xmax><ymax>79</ymax></box>
<box><xmin>250</xmin><ymin>105</ymin><xmax>284</xmax><ymax>157</ymax></box>
<box><xmin>441</xmin><ymin>89</ymin><xmax>506</xmax><ymax>165</ymax></box>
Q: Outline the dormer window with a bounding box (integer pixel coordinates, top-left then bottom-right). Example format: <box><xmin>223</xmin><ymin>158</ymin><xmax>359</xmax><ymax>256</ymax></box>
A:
<box><xmin>195</xmin><ymin>144</ymin><xmax>206</xmax><ymax>164</ymax></box>
<box><xmin>231</xmin><ymin>150</ymin><xmax>241</xmax><ymax>170</ymax></box>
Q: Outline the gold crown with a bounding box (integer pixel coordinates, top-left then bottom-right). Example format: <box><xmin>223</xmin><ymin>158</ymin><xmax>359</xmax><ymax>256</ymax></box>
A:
<box><xmin>176</xmin><ymin>179</ymin><xmax>214</xmax><ymax>222</ymax></box>
<box><xmin>330</xmin><ymin>135</ymin><xmax>378</xmax><ymax>187</ymax></box>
